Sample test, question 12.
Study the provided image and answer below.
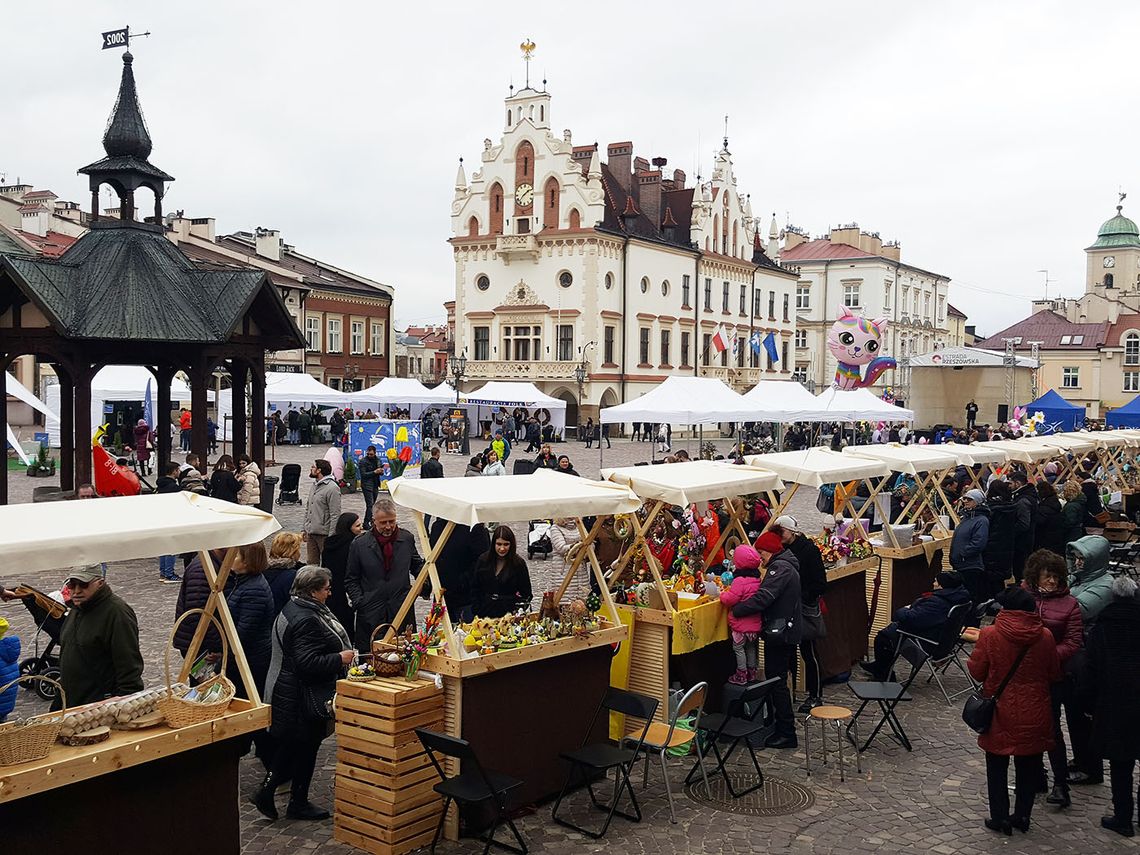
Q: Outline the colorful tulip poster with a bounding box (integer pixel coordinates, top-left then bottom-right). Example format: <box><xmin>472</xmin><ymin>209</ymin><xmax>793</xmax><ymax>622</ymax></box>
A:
<box><xmin>347</xmin><ymin>419</ymin><xmax>423</xmax><ymax>489</ymax></box>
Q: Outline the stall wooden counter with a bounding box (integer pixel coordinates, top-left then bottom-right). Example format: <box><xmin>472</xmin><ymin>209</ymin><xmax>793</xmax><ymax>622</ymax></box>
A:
<box><xmin>334</xmin><ymin>471</ymin><xmax>643</xmax><ymax>848</ymax></box>
<box><xmin>0</xmin><ymin>493</ymin><xmax>281</xmax><ymax>855</ymax></box>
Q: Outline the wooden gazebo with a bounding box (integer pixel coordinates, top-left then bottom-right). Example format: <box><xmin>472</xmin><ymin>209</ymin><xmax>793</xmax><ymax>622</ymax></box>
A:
<box><xmin>0</xmin><ymin>51</ymin><xmax>304</xmax><ymax>503</ymax></box>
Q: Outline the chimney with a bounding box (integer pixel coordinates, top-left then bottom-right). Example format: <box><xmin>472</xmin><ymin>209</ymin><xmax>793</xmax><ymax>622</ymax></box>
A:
<box><xmin>673</xmin><ymin>169</ymin><xmax>686</xmax><ymax>190</ymax></box>
<box><xmin>783</xmin><ymin>228</ymin><xmax>807</xmax><ymax>251</ymax></box>
<box><xmin>571</xmin><ymin>145</ymin><xmax>594</xmax><ymax>175</ymax></box>
<box><xmin>255</xmin><ymin>227</ymin><xmax>281</xmax><ymax>262</ymax></box>
<box><xmin>606</xmin><ymin>142</ymin><xmax>632</xmax><ymax>192</ymax></box>
<box><xmin>830</xmin><ymin>224</ymin><xmax>860</xmax><ymax>248</ymax></box>
<box><xmin>189</xmin><ymin>217</ymin><xmax>216</xmax><ymax>241</ymax></box>
<box><xmin>858</xmin><ymin>231</ymin><xmax>882</xmax><ymax>256</ymax></box>
<box><xmin>880</xmin><ymin>240</ymin><xmax>901</xmax><ymax>262</ymax></box>
<box><xmin>633</xmin><ymin>156</ymin><xmax>650</xmax><ymax>174</ymax></box>
<box><xmin>636</xmin><ymin>171</ymin><xmax>662</xmax><ymax>236</ymax></box>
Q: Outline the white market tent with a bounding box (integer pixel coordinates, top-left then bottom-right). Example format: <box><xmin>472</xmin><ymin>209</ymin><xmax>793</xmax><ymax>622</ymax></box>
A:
<box><xmin>1022</xmin><ymin>434</ymin><xmax>1096</xmax><ymax>455</ymax></box>
<box><xmin>463</xmin><ymin>380</ymin><xmax>567</xmax><ymax>436</ymax></box>
<box><xmin>349</xmin><ymin>377</ymin><xmax>454</xmax><ymax>409</ymax></box>
<box><xmin>599</xmin><ymin>376</ymin><xmax>759</xmax><ymax>425</ymax></box>
<box><xmin>843</xmin><ymin>443</ymin><xmax>960</xmax><ymax>476</ymax></box>
<box><xmin>265</xmin><ymin>371</ymin><xmax>349</xmax><ymax>407</ymax></box>
<box><xmin>740</xmin><ymin>380</ymin><xmax>826</xmax><ymax>422</ymax></box>
<box><xmin>811</xmin><ymin>386</ymin><xmax>915</xmax><ymax>422</ymax></box>
<box><xmin>745</xmin><ymin>447</ymin><xmax>890</xmax><ymax>488</ymax></box>
<box><xmin>601</xmin><ymin>459</ymin><xmax>784</xmax><ymax>506</ymax></box>
<box><xmin>973</xmin><ymin>438</ymin><xmax>1057</xmax><ymax>464</ymax></box>
<box><xmin>0</xmin><ymin>492</ymin><xmax>280</xmax><ymax>573</ymax></box>
<box><xmin>43</xmin><ymin>365</ymin><xmax>207</xmax><ymax>448</ymax></box>
<box><xmin>1070</xmin><ymin>430</ymin><xmax>1137</xmax><ymax>448</ymax></box>
<box><xmin>388</xmin><ymin>468</ymin><xmax>639</xmax><ymax>528</ymax></box>
<box><xmin>927</xmin><ymin>442</ymin><xmax>1008</xmax><ymax>467</ymax></box>
<box><xmin>7</xmin><ymin>371</ymin><xmax>58</xmax><ymax>465</ymax></box>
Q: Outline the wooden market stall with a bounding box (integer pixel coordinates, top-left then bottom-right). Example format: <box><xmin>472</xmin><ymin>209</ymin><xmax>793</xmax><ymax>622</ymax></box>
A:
<box><xmin>334</xmin><ymin>470</ymin><xmax>641</xmax><ymax>851</ymax></box>
<box><xmin>0</xmin><ymin>493</ymin><xmax>280</xmax><ymax>854</ymax></box>
<box><xmin>973</xmin><ymin>438</ymin><xmax>1059</xmax><ymax>480</ymax></box>
<box><xmin>1016</xmin><ymin>434</ymin><xmax>1098</xmax><ymax>485</ymax></box>
<box><xmin>841</xmin><ymin>444</ymin><xmax>959</xmax><ymax>645</ymax></box>
<box><xmin>929</xmin><ymin>441</ymin><xmax>1008</xmax><ymax>495</ymax></box>
<box><xmin>598</xmin><ymin>460</ymin><xmax>784</xmax><ymax>718</ymax></box>
<box><xmin>744</xmin><ymin>448</ymin><xmax>893</xmax><ymax>680</ymax></box>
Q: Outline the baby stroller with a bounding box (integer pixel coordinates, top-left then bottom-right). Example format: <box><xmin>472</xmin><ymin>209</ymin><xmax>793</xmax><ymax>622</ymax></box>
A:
<box><xmin>528</xmin><ymin>520</ymin><xmax>553</xmax><ymax>560</ymax></box>
<box><xmin>13</xmin><ymin>585</ymin><xmax>67</xmax><ymax>701</ymax></box>
<box><xmin>277</xmin><ymin>463</ymin><xmax>303</xmax><ymax>505</ymax></box>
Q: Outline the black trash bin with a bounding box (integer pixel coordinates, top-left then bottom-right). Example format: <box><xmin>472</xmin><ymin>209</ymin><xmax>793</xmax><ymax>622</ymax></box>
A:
<box><xmin>260</xmin><ymin>475</ymin><xmax>279</xmax><ymax>513</ymax></box>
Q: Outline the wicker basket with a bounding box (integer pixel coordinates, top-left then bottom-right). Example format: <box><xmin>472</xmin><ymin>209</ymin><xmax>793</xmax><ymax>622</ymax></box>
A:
<box><xmin>0</xmin><ymin>675</ymin><xmax>67</xmax><ymax>766</ymax></box>
<box><xmin>370</xmin><ymin>623</ymin><xmax>406</xmax><ymax>677</ymax></box>
<box><xmin>159</xmin><ymin>609</ymin><xmax>235</xmax><ymax>729</ymax></box>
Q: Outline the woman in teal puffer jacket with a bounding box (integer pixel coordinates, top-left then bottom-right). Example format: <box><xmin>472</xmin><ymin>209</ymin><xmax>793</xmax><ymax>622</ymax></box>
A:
<box><xmin>0</xmin><ymin>617</ymin><xmax>21</xmax><ymax>722</ymax></box>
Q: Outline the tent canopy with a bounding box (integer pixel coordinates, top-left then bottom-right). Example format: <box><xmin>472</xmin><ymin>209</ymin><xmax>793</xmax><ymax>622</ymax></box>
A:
<box><xmin>388</xmin><ymin>469</ymin><xmax>640</xmax><ymax>527</ymax></box>
<box><xmin>745</xmin><ymin>448</ymin><xmax>890</xmax><ymax>488</ymax></box>
<box><xmin>972</xmin><ymin>439</ymin><xmax>1057</xmax><ymax>463</ymax></box>
<box><xmin>1021</xmin><ymin>434</ymin><xmax>1095</xmax><ymax>454</ymax></box>
<box><xmin>1022</xmin><ymin>389</ymin><xmax>1084</xmax><ymax>433</ymax></box>
<box><xmin>349</xmin><ymin>377</ymin><xmax>453</xmax><ymax>408</ymax></box>
<box><xmin>6</xmin><ymin>372</ymin><xmax>56</xmax><ymax>465</ymax></box>
<box><xmin>462</xmin><ymin>381</ymin><xmax>566</xmax><ymax>410</ymax></box>
<box><xmin>601</xmin><ymin>460</ymin><xmax>783</xmax><ymax>506</ymax></box>
<box><xmin>740</xmin><ymin>380</ymin><xmax>821</xmax><ymax>422</ymax></box>
<box><xmin>1073</xmin><ymin>429</ymin><xmax>1138</xmax><ymax>447</ymax></box>
<box><xmin>927</xmin><ymin>442</ymin><xmax>1008</xmax><ymax>467</ymax></box>
<box><xmin>810</xmin><ymin>387</ymin><xmax>915</xmax><ymax>422</ymax></box>
<box><xmin>1106</xmin><ymin>393</ymin><xmax>1140</xmax><ymax>428</ymax></box>
<box><xmin>599</xmin><ymin>376</ymin><xmax>756</xmax><ymax>424</ymax></box>
<box><xmin>843</xmin><ymin>443</ymin><xmax>960</xmax><ymax>476</ymax></box>
<box><xmin>910</xmin><ymin>346</ymin><xmax>1038</xmax><ymax>369</ymax></box>
<box><xmin>265</xmin><ymin>371</ymin><xmax>349</xmax><ymax>407</ymax></box>
<box><xmin>0</xmin><ymin>493</ymin><xmax>281</xmax><ymax>573</ymax></box>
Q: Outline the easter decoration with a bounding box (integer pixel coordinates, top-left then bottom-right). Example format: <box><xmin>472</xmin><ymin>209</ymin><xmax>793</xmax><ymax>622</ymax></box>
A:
<box><xmin>827</xmin><ymin>306</ymin><xmax>896</xmax><ymax>390</ymax></box>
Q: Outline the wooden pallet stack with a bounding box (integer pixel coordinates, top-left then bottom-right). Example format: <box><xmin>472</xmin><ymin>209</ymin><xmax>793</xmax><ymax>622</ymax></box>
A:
<box><xmin>333</xmin><ymin>677</ymin><xmax>444</xmax><ymax>855</ymax></box>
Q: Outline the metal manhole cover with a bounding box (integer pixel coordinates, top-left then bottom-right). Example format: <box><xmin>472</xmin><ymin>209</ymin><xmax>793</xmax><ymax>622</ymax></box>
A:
<box><xmin>684</xmin><ymin>774</ymin><xmax>815</xmax><ymax>816</ymax></box>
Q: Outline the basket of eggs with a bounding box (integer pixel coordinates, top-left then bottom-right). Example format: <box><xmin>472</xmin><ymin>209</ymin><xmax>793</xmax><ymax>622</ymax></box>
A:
<box><xmin>369</xmin><ymin>623</ymin><xmax>407</xmax><ymax>677</ymax></box>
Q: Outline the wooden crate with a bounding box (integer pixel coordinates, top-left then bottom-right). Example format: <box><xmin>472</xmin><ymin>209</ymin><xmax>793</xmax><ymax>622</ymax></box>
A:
<box><xmin>333</xmin><ymin>677</ymin><xmax>445</xmax><ymax>855</ymax></box>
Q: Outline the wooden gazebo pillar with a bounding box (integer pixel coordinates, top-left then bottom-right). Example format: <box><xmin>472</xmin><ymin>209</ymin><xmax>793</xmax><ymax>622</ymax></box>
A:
<box><xmin>0</xmin><ymin>356</ymin><xmax>9</xmax><ymax>505</ymax></box>
<box><xmin>190</xmin><ymin>358</ymin><xmax>210</xmax><ymax>468</ymax></box>
<box><xmin>250</xmin><ymin>355</ymin><xmax>266</xmax><ymax>471</ymax></box>
<box><xmin>57</xmin><ymin>365</ymin><xmax>75</xmax><ymax>492</ymax></box>
<box><xmin>156</xmin><ymin>365</ymin><xmax>174</xmax><ymax>473</ymax></box>
<box><xmin>230</xmin><ymin>360</ymin><xmax>248</xmax><ymax>460</ymax></box>
<box><xmin>73</xmin><ymin>364</ymin><xmax>95</xmax><ymax>489</ymax></box>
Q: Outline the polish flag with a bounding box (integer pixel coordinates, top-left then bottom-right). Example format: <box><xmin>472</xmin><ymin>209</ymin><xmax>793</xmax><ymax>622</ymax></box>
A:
<box><xmin>711</xmin><ymin>325</ymin><xmax>730</xmax><ymax>353</ymax></box>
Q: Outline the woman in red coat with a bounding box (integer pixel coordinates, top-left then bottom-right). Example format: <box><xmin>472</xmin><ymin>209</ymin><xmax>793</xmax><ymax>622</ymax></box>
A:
<box><xmin>968</xmin><ymin>586</ymin><xmax>1062</xmax><ymax>835</ymax></box>
<box><xmin>1022</xmin><ymin>549</ymin><xmax>1083</xmax><ymax>809</ymax></box>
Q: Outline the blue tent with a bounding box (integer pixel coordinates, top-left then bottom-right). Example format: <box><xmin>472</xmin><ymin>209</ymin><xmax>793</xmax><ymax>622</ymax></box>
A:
<box><xmin>1106</xmin><ymin>393</ymin><xmax>1140</xmax><ymax>428</ymax></box>
<box><xmin>1021</xmin><ymin>389</ymin><xmax>1084</xmax><ymax>434</ymax></box>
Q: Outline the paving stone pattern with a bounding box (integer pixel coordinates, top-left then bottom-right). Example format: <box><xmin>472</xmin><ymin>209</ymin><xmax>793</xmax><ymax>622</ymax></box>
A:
<box><xmin>3</xmin><ymin>436</ymin><xmax>1129</xmax><ymax>853</ymax></box>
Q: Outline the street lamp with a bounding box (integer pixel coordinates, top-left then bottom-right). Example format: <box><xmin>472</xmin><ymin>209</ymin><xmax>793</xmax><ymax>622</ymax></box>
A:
<box><xmin>449</xmin><ymin>353</ymin><xmax>468</xmax><ymax>454</ymax></box>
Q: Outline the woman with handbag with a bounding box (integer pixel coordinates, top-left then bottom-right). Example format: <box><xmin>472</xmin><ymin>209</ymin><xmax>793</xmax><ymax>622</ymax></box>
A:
<box><xmin>967</xmin><ymin>586</ymin><xmax>1061</xmax><ymax>835</ymax></box>
<box><xmin>255</xmin><ymin>566</ymin><xmax>354</xmax><ymax>822</ymax></box>
<box><xmin>771</xmin><ymin>515</ymin><xmax>829</xmax><ymax>712</ymax></box>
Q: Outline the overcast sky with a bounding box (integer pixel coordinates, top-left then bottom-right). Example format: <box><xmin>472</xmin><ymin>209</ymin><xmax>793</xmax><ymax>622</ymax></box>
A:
<box><xmin>3</xmin><ymin>2</ymin><xmax>1136</xmax><ymax>336</ymax></box>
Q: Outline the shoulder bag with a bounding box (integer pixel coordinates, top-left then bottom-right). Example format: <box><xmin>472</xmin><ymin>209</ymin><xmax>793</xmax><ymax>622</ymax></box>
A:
<box><xmin>801</xmin><ymin>597</ymin><xmax>828</xmax><ymax>641</ymax></box>
<box><xmin>961</xmin><ymin>643</ymin><xmax>1030</xmax><ymax>734</ymax></box>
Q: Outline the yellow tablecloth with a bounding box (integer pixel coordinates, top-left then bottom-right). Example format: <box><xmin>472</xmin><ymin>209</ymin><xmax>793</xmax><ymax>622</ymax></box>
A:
<box><xmin>608</xmin><ymin>606</ymin><xmax>637</xmax><ymax>740</ymax></box>
<box><xmin>671</xmin><ymin>598</ymin><xmax>729</xmax><ymax>655</ymax></box>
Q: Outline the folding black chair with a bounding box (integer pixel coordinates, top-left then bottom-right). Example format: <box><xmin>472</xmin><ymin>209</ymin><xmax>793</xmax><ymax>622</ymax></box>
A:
<box><xmin>551</xmin><ymin>687</ymin><xmax>658</xmax><ymax>839</ymax></box>
<box><xmin>416</xmin><ymin>728</ymin><xmax>527</xmax><ymax>855</ymax></box>
<box><xmin>902</xmin><ymin>602</ymin><xmax>978</xmax><ymax>704</ymax></box>
<box><xmin>846</xmin><ymin>634</ymin><xmax>928</xmax><ymax>753</ymax></box>
<box><xmin>683</xmin><ymin>676</ymin><xmax>779</xmax><ymax>798</ymax></box>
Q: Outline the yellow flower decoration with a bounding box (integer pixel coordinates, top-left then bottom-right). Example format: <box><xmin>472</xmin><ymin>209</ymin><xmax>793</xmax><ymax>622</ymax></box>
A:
<box><xmin>386</xmin><ymin>448</ymin><xmax>397</xmax><ymax>459</ymax></box>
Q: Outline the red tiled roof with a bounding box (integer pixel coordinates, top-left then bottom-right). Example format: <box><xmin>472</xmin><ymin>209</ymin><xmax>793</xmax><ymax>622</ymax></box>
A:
<box><xmin>1104</xmin><ymin>318</ymin><xmax>1140</xmax><ymax>347</ymax></box>
<box><xmin>22</xmin><ymin>190</ymin><xmax>57</xmax><ymax>199</ymax></box>
<box><xmin>985</xmin><ymin>311</ymin><xmax>1107</xmax><ymax>350</ymax></box>
<box><xmin>16</xmin><ymin>230</ymin><xmax>77</xmax><ymax>258</ymax></box>
<box><xmin>947</xmin><ymin>303</ymin><xmax>967</xmax><ymax>318</ymax></box>
<box><xmin>779</xmin><ymin>239</ymin><xmax>873</xmax><ymax>261</ymax></box>
<box><xmin>18</xmin><ymin>204</ymin><xmax>49</xmax><ymax>214</ymax></box>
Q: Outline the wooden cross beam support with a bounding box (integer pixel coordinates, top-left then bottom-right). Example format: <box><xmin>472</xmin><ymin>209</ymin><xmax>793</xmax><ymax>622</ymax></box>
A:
<box><xmin>608</xmin><ymin>501</ymin><xmax>675</xmax><ymax>613</ymax></box>
<box><xmin>700</xmin><ymin>496</ymin><xmax>753</xmax><ymax>573</ymax></box>
<box><xmin>387</xmin><ymin>515</ymin><xmax>457</xmax><ymax>654</ymax></box>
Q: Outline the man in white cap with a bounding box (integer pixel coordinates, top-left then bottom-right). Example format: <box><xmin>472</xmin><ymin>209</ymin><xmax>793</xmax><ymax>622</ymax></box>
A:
<box><xmin>771</xmin><ymin>514</ymin><xmax>828</xmax><ymax>711</ymax></box>
<box><xmin>58</xmin><ymin>565</ymin><xmax>144</xmax><ymax>706</ymax></box>
<box><xmin>951</xmin><ymin>489</ymin><xmax>990</xmax><ymax>612</ymax></box>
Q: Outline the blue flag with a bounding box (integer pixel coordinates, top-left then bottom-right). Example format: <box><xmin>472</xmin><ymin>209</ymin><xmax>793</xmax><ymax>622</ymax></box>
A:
<box><xmin>749</xmin><ymin>331</ymin><xmax>763</xmax><ymax>355</ymax></box>
<box><xmin>144</xmin><ymin>378</ymin><xmax>154</xmax><ymax>428</ymax></box>
<box><xmin>763</xmin><ymin>332</ymin><xmax>779</xmax><ymax>364</ymax></box>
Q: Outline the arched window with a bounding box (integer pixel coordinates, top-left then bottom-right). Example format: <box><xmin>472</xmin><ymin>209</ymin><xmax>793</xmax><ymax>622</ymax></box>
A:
<box><xmin>515</xmin><ymin>140</ymin><xmax>534</xmax><ymax>187</ymax></box>
<box><xmin>506</xmin><ymin>109</ymin><xmax>511</xmax><ymax>127</ymax></box>
<box><xmin>1105</xmin><ymin>273</ymin><xmax>1115</xmax><ymax>287</ymax></box>
<box><xmin>539</xmin><ymin>104</ymin><xmax>544</xmax><ymax>123</ymax></box>
<box><xmin>489</xmin><ymin>183</ymin><xmax>504</xmax><ymax>235</ymax></box>
<box><xmin>712</xmin><ymin>215</ymin><xmax>719</xmax><ymax>251</ymax></box>
<box><xmin>1125</xmin><ymin>331</ymin><xmax>1140</xmax><ymax>365</ymax></box>
<box><xmin>467</xmin><ymin>216</ymin><xmax>479</xmax><ymax>237</ymax></box>
<box><xmin>568</xmin><ymin>208</ymin><xmax>581</xmax><ymax>229</ymax></box>
<box><xmin>732</xmin><ymin>220</ymin><xmax>738</xmax><ymax>256</ymax></box>
<box><xmin>544</xmin><ymin>176</ymin><xmax>560</xmax><ymax>227</ymax></box>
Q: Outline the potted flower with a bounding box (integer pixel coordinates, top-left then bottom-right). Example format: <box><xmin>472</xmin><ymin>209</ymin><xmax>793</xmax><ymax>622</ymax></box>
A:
<box><xmin>25</xmin><ymin>444</ymin><xmax>56</xmax><ymax>478</ymax></box>
<box><xmin>340</xmin><ymin>457</ymin><xmax>358</xmax><ymax>494</ymax></box>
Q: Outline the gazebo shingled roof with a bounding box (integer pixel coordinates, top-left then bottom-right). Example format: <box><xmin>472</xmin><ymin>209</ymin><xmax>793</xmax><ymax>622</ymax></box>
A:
<box><xmin>0</xmin><ymin>51</ymin><xmax>304</xmax><ymax>503</ymax></box>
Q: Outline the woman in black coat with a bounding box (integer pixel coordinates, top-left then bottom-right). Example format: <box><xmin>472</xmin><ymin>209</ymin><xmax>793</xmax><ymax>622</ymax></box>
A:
<box><xmin>209</xmin><ymin>454</ymin><xmax>241</xmax><ymax>504</ymax></box>
<box><xmin>472</xmin><ymin>526</ymin><xmax>533</xmax><ymax>618</ymax></box>
<box><xmin>1033</xmin><ymin>481</ymin><xmax>1066</xmax><ymax>556</ymax></box>
<box><xmin>224</xmin><ymin>543</ymin><xmax>276</xmax><ymax>698</ymax></box>
<box><xmin>321</xmin><ymin>512</ymin><xmax>362</xmax><ymax>633</ymax></box>
<box><xmin>1085</xmin><ymin>575</ymin><xmax>1140</xmax><ymax>837</ymax></box>
<box><xmin>430</xmin><ymin>517</ymin><xmax>491</xmax><ymax>623</ymax></box>
<box><xmin>983</xmin><ymin>481</ymin><xmax>1018</xmax><ymax>595</ymax></box>
<box><xmin>344</xmin><ymin>500</ymin><xmax>424</xmax><ymax>650</ymax></box>
<box><xmin>255</xmin><ymin>566</ymin><xmax>354</xmax><ymax>822</ymax></box>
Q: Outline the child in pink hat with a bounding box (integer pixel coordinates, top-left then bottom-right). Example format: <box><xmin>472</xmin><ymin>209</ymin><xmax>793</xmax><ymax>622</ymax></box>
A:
<box><xmin>718</xmin><ymin>544</ymin><xmax>764</xmax><ymax>684</ymax></box>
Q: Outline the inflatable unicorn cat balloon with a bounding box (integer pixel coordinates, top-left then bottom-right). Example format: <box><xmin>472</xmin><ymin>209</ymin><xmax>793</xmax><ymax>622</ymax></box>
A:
<box><xmin>827</xmin><ymin>307</ymin><xmax>897</xmax><ymax>390</ymax></box>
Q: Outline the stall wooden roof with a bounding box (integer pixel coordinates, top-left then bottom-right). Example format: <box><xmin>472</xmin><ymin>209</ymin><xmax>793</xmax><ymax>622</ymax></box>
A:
<box><xmin>1068</xmin><ymin>430</ymin><xmax>1138</xmax><ymax>447</ymax></box>
<box><xmin>1021</xmin><ymin>434</ymin><xmax>1096</xmax><ymax>454</ymax></box>
<box><xmin>387</xmin><ymin>469</ymin><xmax>642</xmax><ymax>526</ymax></box>
<box><xmin>600</xmin><ymin>460</ymin><xmax>783</xmax><ymax>506</ymax></box>
<box><xmin>842</xmin><ymin>443</ymin><xmax>960</xmax><ymax>476</ymax></box>
<box><xmin>925</xmin><ymin>442</ymin><xmax>1009</xmax><ymax>467</ymax></box>
<box><xmin>974</xmin><ymin>439</ymin><xmax>1058</xmax><ymax>463</ymax></box>
<box><xmin>0</xmin><ymin>493</ymin><xmax>280</xmax><ymax>573</ymax></box>
<box><xmin>745</xmin><ymin>448</ymin><xmax>890</xmax><ymax>488</ymax></box>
